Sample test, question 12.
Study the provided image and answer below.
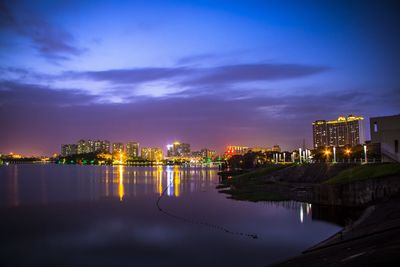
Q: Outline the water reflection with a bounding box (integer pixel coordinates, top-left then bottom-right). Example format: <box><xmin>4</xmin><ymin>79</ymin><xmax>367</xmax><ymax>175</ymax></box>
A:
<box><xmin>118</xmin><ymin>165</ymin><xmax>124</xmax><ymax>201</ymax></box>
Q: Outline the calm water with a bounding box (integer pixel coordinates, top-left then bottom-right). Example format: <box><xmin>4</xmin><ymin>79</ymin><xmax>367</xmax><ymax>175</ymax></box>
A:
<box><xmin>0</xmin><ymin>164</ymin><xmax>341</xmax><ymax>266</ymax></box>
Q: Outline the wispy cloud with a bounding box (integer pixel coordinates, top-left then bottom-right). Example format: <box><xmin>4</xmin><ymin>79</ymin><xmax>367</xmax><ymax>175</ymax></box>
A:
<box><xmin>0</xmin><ymin>1</ymin><xmax>85</xmax><ymax>63</ymax></box>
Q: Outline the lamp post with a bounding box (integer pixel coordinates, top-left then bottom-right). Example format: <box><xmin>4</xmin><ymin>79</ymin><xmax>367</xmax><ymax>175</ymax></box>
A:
<box><xmin>324</xmin><ymin>148</ymin><xmax>331</xmax><ymax>162</ymax></box>
<box><xmin>363</xmin><ymin>144</ymin><xmax>368</xmax><ymax>164</ymax></box>
<box><xmin>333</xmin><ymin>147</ymin><xmax>336</xmax><ymax>163</ymax></box>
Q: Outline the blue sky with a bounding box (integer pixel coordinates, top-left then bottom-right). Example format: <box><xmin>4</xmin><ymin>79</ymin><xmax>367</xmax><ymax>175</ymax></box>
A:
<box><xmin>0</xmin><ymin>0</ymin><xmax>399</xmax><ymax>155</ymax></box>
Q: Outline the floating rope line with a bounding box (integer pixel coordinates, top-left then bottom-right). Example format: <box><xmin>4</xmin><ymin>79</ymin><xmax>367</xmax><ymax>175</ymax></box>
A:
<box><xmin>156</xmin><ymin>182</ymin><xmax>258</xmax><ymax>240</ymax></box>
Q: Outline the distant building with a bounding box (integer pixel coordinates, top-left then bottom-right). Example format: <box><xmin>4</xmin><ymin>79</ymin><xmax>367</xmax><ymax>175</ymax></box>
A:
<box><xmin>249</xmin><ymin>147</ymin><xmax>270</xmax><ymax>153</ymax></box>
<box><xmin>112</xmin><ymin>143</ymin><xmax>124</xmax><ymax>154</ymax></box>
<box><xmin>272</xmin><ymin>145</ymin><xmax>281</xmax><ymax>152</ymax></box>
<box><xmin>94</xmin><ymin>140</ymin><xmax>110</xmax><ymax>153</ymax></box>
<box><xmin>77</xmin><ymin>139</ymin><xmax>95</xmax><ymax>154</ymax></box>
<box><xmin>167</xmin><ymin>141</ymin><xmax>191</xmax><ymax>157</ymax></box>
<box><xmin>370</xmin><ymin>115</ymin><xmax>400</xmax><ymax>162</ymax></box>
<box><xmin>200</xmin><ymin>148</ymin><xmax>215</xmax><ymax>159</ymax></box>
<box><xmin>226</xmin><ymin>146</ymin><xmax>249</xmax><ymax>156</ymax></box>
<box><xmin>61</xmin><ymin>144</ymin><xmax>77</xmax><ymax>156</ymax></box>
<box><xmin>126</xmin><ymin>142</ymin><xmax>139</xmax><ymax>157</ymax></box>
<box><xmin>141</xmin><ymin>147</ymin><xmax>163</xmax><ymax>161</ymax></box>
<box><xmin>312</xmin><ymin>115</ymin><xmax>365</xmax><ymax>148</ymax></box>
<box><xmin>77</xmin><ymin>139</ymin><xmax>109</xmax><ymax>154</ymax></box>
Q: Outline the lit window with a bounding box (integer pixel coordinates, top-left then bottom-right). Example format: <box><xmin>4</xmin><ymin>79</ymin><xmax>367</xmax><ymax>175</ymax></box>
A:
<box><xmin>374</xmin><ymin>122</ymin><xmax>378</xmax><ymax>133</ymax></box>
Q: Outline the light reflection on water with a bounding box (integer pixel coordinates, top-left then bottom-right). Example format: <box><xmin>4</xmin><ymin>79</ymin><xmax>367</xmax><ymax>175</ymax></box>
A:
<box><xmin>0</xmin><ymin>165</ymin><xmax>342</xmax><ymax>267</ymax></box>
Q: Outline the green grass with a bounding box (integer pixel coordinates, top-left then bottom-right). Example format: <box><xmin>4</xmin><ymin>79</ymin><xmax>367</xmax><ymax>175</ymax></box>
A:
<box><xmin>232</xmin><ymin>164</ymin><xmax>291</xmax><ymax>182</ymax></box>
<box><xmin>324</xmin><ymin>163</ymin><xmax>400</xmax><ymax>185</ymax></box>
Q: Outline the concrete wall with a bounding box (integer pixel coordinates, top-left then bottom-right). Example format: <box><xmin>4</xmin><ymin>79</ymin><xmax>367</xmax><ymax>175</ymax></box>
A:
<box><xmin>370</xmin><ymin>115</ymin><xmax>400</xmax><ymax>162</ymax></box>
<box><xmin>313</xmin><ymin>176</ymin><xmax>400</xmax><ymax>207</ymax></box>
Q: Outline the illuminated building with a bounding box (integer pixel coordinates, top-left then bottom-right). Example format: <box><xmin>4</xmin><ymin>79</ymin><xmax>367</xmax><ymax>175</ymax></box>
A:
<box><xmin>226</xmin><ymin>146</ymin><xmax>249</xmax><ymax>156</ymax></box>
<box><xmin>312</xmin><ymin>115</ymin><xmax>365</xmax><ymax>148</ymax></box>
<box><xmin>61</xmin><ymin>144</ymin><xmax>77</xmax><ymax>156</ymax></box>
<box><xmin>77</xmin><ymin>139</ymin><xmax>95</xmax><ymax>154</ymax></box>
<box><xmin>94</xmin><ymin>140</ymin><xmax>110</xmax><ymax>153</ymax></box>
<box><xmin>141</xmin><ymin>147</ymin><xmax>163</xmax><ymax>161</ymax></box>
<box><xmin>77</xmin><ymin>139</ymin><xmax>109</xmax><ymax>154</ymax></box>
<box><xmin>272</xmin><ymin>145</ymin><xmax>281</xmax><ymax>152</ymax></box>
<box><xmin>112</xmin><ymin>143</ymin><xmax>124</xmax><ymax>154</ymax></box>
<box><xmin>191</xmin><ymin>148</ymin><xmax>216</xmax><ymax>159</ymax></box>
<box><xmin>126</xmin><ymin>142</ymin><xmax>140</xmax><ymax>157</ymax></box>
<box><xmin>370</xmin><ymin>114</ymin><xmax>400</xmax><ymax>162</ymax></box>
<box><xmin>167</xmin><ymin>141</ymin><xmax>191</xmax><ymax>157</ymax></box>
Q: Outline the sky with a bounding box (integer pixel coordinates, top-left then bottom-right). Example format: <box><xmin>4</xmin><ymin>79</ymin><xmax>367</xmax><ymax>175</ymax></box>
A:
<box><xmin>0</xmin><ymin>0</ymin><xmax>399</xmax><ymax>156</ymax></box>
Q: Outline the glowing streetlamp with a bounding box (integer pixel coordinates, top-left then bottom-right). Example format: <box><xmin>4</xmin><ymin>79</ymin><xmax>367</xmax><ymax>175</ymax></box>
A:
<box><xmin>324</xmin><ymin>148</ymin><xmax>331</xmax><ymax>162</ymax></box>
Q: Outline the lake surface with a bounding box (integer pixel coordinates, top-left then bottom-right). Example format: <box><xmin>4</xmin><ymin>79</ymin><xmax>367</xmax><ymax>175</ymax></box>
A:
<box><xmin>0</xmin><ymin>164</ymin><xmax>342</xmax><ymax>266</ymax></box>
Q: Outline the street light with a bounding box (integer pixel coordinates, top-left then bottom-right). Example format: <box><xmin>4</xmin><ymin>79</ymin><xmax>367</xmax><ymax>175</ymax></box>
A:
<box><xmin>324</xmin><ymin>148</ymin><xmax>331</xmax><ymax>162</ymax></box>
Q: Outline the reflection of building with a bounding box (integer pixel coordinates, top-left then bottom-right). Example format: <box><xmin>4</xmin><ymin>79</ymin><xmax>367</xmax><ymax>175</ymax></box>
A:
<box><xmin>61</xmin><ymin>144</ymin><xmax>77</xmax><ymax>156</ymax></box>
<box><xmin>312</xmin><ymin>115</ymin><xmax>365</xmax><ymax>148</ymax></box>
<box><xmin>167</xmin><ymin>141</ymin><xmax>191</xmax><ymax>157</ymax></box>
<box><xmin>370</xmin><ymin>115</ymin><xmax>400</xmax><ymax>162</ymax></box>
<box><xmin>126</xmin><ymin>142</ymin><xmax>139</xmax><ymax>157</ymax></box>
<box><xmin>226</xmin><ymin>146</ymin><xmax>249</xmax><ymax>155</ymax></box>
<box><xmin>141</xmin><ymin>147</ymin><xmax>163</xmax><ymax>161</ymax></box>
<box><xmin>112</xmin><ymin>143</ymin><xmax>124</xmax><ymax>154</ymax></box>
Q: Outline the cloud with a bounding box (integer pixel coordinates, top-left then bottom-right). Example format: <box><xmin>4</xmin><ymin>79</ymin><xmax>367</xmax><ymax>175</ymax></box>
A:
<box><xmin>63</xmin><ymin>67</ymin><xmax>192</xmax><ymax>84</ymax></box>
<box><xmin>0</xmin><ymin>1</ymin><xmax>85</xmax><ymax>62</ymax></box>
<box><xmin>182</xmin><ymin>64</ymin><xmax>330</xmax><ymax>86</ymax></box>
<box><xmin>61</xmin><ymin>63</ymin><xmax>330</xmax><ymax>90</ymax></box>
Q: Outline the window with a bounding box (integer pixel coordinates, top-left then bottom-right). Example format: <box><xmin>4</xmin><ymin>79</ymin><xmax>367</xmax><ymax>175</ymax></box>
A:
<box><xmin>374</xmin><ymin>122</ymin><xmax>378</xmax><ymax>133</ymax></box>
<box><xmin>395</xmin><ymin>140</ymin><xmax>399</xmax><ymax>153</ymax></box>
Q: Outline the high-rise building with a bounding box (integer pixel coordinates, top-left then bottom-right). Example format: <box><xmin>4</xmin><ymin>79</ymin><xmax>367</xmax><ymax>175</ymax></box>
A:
<box><xmin>370</xmin><ymin>114</ymin><xmax>400</xmax><ymax>162</ymax></box>
<box><xmin>312</xmin><ymin>115</ymin><xmax>365</xmax><ymax>148</ymax></box>
<box><xmin>61</xmin><ymin>144</ymin><xmax>77</xmax><ymax>156</ymax></box>
<box><xmin>126</xmin><ymin>142</ymin><xmax>140</xmax><ymax>157</ymax></box>
<box><xmin>77</xmin><ymin>139</ymin><xmax>109</xmax><ymax>154</ymax></box>
<box><xmin>77</xmin><ymin>139</ymin><xmax>95</xmax><ymax>154</ymax></box>
<box><xmin>112</xmin><ymin>143</ymin><xmax>124</xmax><ymax>154</ymax></box>
<box><xmin>141</xmin><ymin>147</ymin><xmax>163</xmax><ymax>161</ymax></box>
<box><xmin>272</xmin><ymin>145</ymin><xmax>281</xmax><ymax>152</ymax></box>
<box><xmin>167</xmin><ymin>141</ymin><xmax>191</xmax><ymax>157</ymax></box>
<box><xmin>94</xmin><ymin>140</ymin><xmax>110</xmax><ymax>153</ymax></box>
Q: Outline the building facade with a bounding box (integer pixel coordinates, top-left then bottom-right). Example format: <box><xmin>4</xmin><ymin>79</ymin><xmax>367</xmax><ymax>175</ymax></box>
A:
<box><xmin>312</xmin><ymin>115</ymin><xmax>365</xmax><ymax>148</ymax></box>
<box><xmin>126</xmin><ymin>142</ymin><xmax>140</xmax><ymax>157</ymax></box>
<box><xmin>141</xmin><ymin>147</ymin><xmax>163</xmax><ymax>161</ymax></box>
<box><xmin>61</xmin><ymin>144</ymin><xmax>77</xmax><ymax>156</ymax></box>
<box><xmin>370</xmin><ymin>115</ymin><xmax>400</xmax><ymax>162</ymax></box>
<box><xmin>112</xmin><ymin>143</ymin><xmax>124</xmax><ymax>154</ymax></box>
<box><xmin>167</xmin><ymin>141</ymin><xmax>191</xmax><ymax>157</ymax></box>
<box><xmin>226</xmin><ymin>146</ymin><xmax>249</xmax><ymax>156</ymax></box>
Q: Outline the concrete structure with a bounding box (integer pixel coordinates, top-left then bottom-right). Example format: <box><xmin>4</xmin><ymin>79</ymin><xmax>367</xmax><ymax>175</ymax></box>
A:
<box><xmin>61</xmin><ymin>144</ymin><xmax>77</xmax><ymax>156</ymax></box>
<box><xmin>370</xmin><ymin>114</ymin><xmax>400</xmax><ymax>162</ymax></box>
<box><xmin>126</xmin><ymin>142</ymin><xmax>139</xmax><ymax>157</ymax></box>
<box><xmin>141</xmin><ymin>147</ymin><xmax>163</xmax><ymax>161</ymax></box>
<box><xmin>313</xmin><ymin>115</ymin><xmax>365</xmax><ymax>148</ymax></box>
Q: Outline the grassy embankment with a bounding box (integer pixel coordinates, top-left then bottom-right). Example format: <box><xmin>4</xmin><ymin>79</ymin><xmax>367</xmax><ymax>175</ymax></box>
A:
<box><xmin>218</xmin><ymin>164</ymin><xmax>292</xmax><ymax>201</ymax></box>
<box><xmin>324</xmin><ymin>163</ymin><xmax>400</xmax><ymax>185</ymax></box>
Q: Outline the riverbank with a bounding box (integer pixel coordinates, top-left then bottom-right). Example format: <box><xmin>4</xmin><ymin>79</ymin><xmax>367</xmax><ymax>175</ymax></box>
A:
<box><xmin>218</xmin><ymin>163</ymin><xmax>400</xmax><ymax>266</ymax></box>
<box><xmin>271</xmin><ymin>194</ymin><xmax>400</xmax><ymax>266</ymax></box>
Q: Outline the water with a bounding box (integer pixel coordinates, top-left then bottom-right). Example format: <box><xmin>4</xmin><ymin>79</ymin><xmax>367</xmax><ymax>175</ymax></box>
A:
<box><xmin>0</xmin><ymin>164</ymin><xmax>342</xmax><ymax>266</ymax></box>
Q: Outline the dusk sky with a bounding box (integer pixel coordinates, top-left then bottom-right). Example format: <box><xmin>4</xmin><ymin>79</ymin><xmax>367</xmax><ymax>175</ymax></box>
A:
<box><xmin>1</xmin><ymin>0</ymin><xmax>400</xmax><ymax>155</ymax></box>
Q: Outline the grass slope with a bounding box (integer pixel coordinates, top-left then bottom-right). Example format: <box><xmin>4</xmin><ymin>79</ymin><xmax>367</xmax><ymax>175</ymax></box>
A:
<box><xmin>325</xmin><ymin>163</ymin><xmax>400</xmax><ymax>185</ymax></box>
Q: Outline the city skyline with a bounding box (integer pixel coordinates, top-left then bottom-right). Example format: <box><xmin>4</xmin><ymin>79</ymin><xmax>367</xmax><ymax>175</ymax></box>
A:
<box><xmin>1</xmin><ymin>0</ymin><xmax>400</xmax><ymax>156</ymax></box>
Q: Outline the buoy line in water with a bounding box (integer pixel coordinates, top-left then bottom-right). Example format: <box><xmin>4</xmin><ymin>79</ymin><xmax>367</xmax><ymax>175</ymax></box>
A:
<box><xmin>156</xmin><ymin>182</ymin><xmax>258</xmax><ymax>240</ymax></box>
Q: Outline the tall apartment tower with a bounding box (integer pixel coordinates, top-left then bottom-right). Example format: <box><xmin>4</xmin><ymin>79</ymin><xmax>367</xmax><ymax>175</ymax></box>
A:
<box><xmin>126</xmin><ymin>142</ymin><xmax>140</xmax><ymax>157</ymax></box>
<box><xmin>312</xmin><ymin>115</ymin><xmax>365</xmax><ymax>148</ymax></box>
